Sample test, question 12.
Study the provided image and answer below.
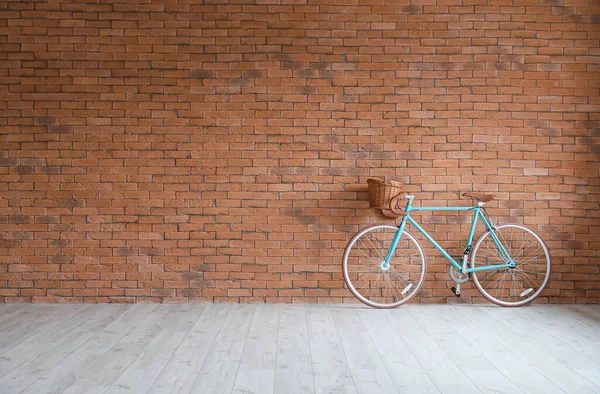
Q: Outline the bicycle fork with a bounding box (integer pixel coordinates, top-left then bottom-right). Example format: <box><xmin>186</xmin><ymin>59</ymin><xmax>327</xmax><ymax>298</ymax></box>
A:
<box><xmin>382</xmin><ymin>215</ymin><xmax>408</xmax><ymax>271</ymax></box>
<box><xmin>381</xmin><ymin>196</ymin><xmax>414</xmax><ymax>296</ymax></box>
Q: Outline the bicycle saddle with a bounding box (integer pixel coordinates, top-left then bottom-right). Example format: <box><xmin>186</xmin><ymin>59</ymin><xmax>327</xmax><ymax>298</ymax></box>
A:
<box><xmin>462</xmin><ymin>192</ymin><xmax>495</xmax><ymax>202</ymax></box>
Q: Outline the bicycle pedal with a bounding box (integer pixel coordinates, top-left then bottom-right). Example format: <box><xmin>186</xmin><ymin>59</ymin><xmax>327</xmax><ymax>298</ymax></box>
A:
<box><xmin>451</xmin><ymin>287</ymin><xmax>461</xmax><ymax>297</ymax></box>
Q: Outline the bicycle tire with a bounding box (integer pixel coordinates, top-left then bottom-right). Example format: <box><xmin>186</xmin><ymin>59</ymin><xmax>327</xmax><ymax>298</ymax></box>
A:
<box><xmin>342</xmin><ymin>224</ymin><xmax>426</xmax><ymax>309</ymax></box>
<box><xmin>471</xmin><ymin>224</ymin><xmax>551</xmax><ymax>307</ymax></box>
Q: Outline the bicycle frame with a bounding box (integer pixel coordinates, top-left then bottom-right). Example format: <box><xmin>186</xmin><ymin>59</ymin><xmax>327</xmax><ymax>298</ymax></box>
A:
<box><xmin>383</xmin><ymin>198</ymin><xmax>514</xmax><ymax>274</ymax></box>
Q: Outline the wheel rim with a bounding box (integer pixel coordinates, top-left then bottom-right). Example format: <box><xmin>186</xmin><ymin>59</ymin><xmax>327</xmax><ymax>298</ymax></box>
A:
<box><xmin>343</xmin><ymin>225</ymin><xmax>425</xmax><ymax>308</ymax></box>
<box><xmin>472</xmin><ymin>225</ymin><xmax>551</xmax><ymax>307</ymax></box>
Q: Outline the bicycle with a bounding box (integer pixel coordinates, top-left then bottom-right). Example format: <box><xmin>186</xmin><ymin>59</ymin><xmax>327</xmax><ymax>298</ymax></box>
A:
<box><xmin>342</xmin><ymin>193</ymin><xmax>551</xmax><ymax>308</ymax></box>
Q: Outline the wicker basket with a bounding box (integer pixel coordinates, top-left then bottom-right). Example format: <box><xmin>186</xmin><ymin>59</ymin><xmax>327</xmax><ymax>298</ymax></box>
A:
<box><xmin>367</xmin><ymin>178</ymin><xmax>403</xmax><ymax>209</ymax></box>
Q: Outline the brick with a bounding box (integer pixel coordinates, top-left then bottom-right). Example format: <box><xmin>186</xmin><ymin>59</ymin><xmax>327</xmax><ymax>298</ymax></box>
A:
<box><xmin>21</xmin><ymin>158</ymin><xmax>46</xmax><ymax>166</ymax></box>
<box><xmin>0</xmin><ymin>159</ymin><xmax>18</xmax><ymax>166</ymax></box>
<box><xmin>35</xmin><ymin>216</ymin><xmax>60</xmax><ymax>224</ymax></box>
<box><xmin>8</xmin><ymin>215</ymin><xmax>30</xmax><ymax>224</ymax></box>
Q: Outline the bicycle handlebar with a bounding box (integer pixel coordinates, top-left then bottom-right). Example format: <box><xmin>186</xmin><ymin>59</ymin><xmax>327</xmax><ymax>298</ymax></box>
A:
<box><xmin>389</xmin><ymin>194</ymin><xmax>406</xmax><ymax>216</ymax></box>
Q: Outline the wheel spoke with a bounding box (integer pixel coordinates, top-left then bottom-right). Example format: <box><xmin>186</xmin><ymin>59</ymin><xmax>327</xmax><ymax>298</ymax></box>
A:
<box><xmin>516</xmin><ymin>252</ymin><xmax>547</xmax><ymax>265</ymax></box>
<box><xmin>356</xmin><ymin>237</ymin><xmax>379</xmax><ymax>262</ymax></box>
<box><xmin>385</xmin><ymin>272</ymin><xmax>404</xmax><ymax>301</ymax></box>
<box><xmin>515</xmin><ymin>268</ymin><xmax>542</xmax><ymax>288</ymax></box>
<box><xmin>472</xmin><ymin>225</ymin><xmax>550</xmax><ymax>306</ymax></box>
<box><xmin>478</xmin><ymin>267</ymin><xmax>501</xmax><ymax>284</ymax></box>
<box><xmin>366</xmin><ymin>231</ymin><xmax>385</xmax><ymax>262</ymax></box>
<box><xmin>343</xmin><ymin>226</ymin><xmax>425</xmax><ymax>308</ymax></box>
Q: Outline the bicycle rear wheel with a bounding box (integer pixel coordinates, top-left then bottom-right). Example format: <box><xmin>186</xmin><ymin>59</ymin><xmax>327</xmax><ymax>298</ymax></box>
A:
<box><xmin>342</xmin><ymin>224</ymin><xmax>426</xmax><ymax>309</ymax></box>
<box><xmin>471</xmin><ymin>224</ymin><xmax>551</xmax><ymax>307</ymax></box>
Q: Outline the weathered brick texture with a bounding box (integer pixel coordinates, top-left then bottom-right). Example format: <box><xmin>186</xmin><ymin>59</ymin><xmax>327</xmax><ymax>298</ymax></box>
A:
<box><xmin>0</xmin><ymin>0</ymin><xmax>599</xmax><ymax>304</ymax></box>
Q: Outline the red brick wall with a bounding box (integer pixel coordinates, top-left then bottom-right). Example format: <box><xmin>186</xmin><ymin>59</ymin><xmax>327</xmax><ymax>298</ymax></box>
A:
<box><xmin>1</xmin><ymin>0</ymin><xmax>599</xmax><ymax>304</ymax></box>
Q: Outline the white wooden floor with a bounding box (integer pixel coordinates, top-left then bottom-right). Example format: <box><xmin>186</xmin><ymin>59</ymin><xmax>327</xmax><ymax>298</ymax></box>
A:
<box><xmin>0</xmin><ymin>303</ymin><xmax>599</xmax><ymax>394</ymax></box>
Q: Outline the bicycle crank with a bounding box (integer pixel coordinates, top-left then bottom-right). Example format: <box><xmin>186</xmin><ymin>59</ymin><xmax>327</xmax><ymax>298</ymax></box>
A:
<box><xmin>449</xmin><ymin>262</ymin><xmax>470</xmax><ymax>298</ymax></box>
<box><xmin>449</xmin><ymin>263</ymin><xmax>470</xmax><ymax>284</ymax></box>
<box><xmin>451</xmin><ymin>284</ymin><xmax>461</xmax><ymax>297</ymax></box>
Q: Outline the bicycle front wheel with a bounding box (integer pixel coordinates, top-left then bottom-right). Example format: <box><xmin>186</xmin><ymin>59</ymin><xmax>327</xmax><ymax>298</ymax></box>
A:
<box><xmin>342</xmin><ymin>224</ymin><xmax>426</xmax><ymax>309</ymax></box>
<box><xmin>471</xmin><ymin>224</ymin><xmax>551</xmax><ymax>307</ymax></box>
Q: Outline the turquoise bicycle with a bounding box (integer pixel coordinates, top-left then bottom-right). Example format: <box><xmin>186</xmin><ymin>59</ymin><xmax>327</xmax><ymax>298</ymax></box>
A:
<box><xmin>342</xmin><ymin>193</ymin><xmax>551</xmax><ymax>308</ymax></box>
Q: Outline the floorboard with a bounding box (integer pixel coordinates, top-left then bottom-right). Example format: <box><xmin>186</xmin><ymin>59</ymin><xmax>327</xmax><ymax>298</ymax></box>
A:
<box><xmin>0</xmin><ymin>303</ymin><xmax>596</xmax><ymax>394</ymax></box>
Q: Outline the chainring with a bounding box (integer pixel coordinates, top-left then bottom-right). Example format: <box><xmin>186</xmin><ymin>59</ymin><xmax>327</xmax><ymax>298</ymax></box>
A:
<box><xmin>449</xmin><ymin>263</ymin><xmax>470</xmax><ymax>284</ymax></box>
